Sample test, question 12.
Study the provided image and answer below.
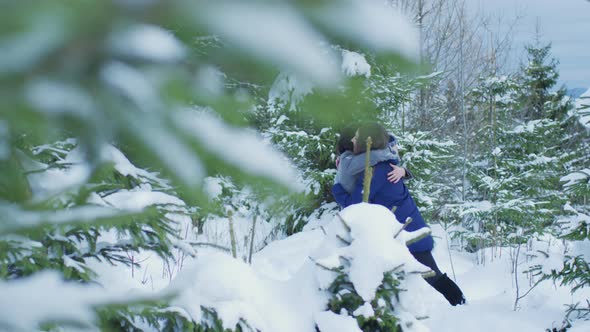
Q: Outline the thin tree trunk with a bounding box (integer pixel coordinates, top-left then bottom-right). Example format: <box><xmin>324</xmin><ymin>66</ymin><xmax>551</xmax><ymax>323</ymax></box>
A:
<box><xmin>457</xmin><ymin>3</ymin><xmax>467</xmax><ymax>202</ymax></box>
<box><xmin>362</xmin><ymin>137</ymin><xmax>373</xmax><ymax>203</ymax></box>
<box><xmin>418</xmin><ymin>0</ymin><xmax>426</xmax><ymax>125</ymax></box>
<box><xmin>248</xmin><ymin>214</ymin><xmax>258</xmax><ymax>264</ymax></box>
<box><xmin>228</xmin><ymin>210</ymin><xmax>237</xmax><ymax>259</ymax></box>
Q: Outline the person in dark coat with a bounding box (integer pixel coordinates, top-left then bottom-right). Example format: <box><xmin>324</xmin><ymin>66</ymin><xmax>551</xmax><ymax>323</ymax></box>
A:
<box><xmin>332</xmin><ymin>122</ymin><xmax>466</xmax><ymax>306</ymax></box>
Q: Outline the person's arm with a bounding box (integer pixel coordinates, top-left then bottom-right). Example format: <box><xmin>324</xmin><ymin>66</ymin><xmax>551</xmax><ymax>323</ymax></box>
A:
<box><xmin>332</xmin><ymin>182</ymin><xmax>363</xmax><ymax>208</ymax></box>
<box><xmin>387</xmin><ymin>164</ymin><xmax>413</xmax><ymax>183</ymax></box>
<box><xmin>386</xmin><ymin>139</ymin><xmax>414</xmax><ymax>182</ymax></box>
<box><xmin>343</xmin><ymin>150</ymin><xmax>396</xmax><ymax>177</ymax></box>
<box><xmin>333</xmin><ymin>166</ymin><xmax>381</xmax><ymax>207</ymax></box>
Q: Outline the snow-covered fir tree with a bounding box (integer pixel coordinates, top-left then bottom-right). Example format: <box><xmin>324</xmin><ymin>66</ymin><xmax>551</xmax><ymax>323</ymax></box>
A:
<box><xmin>519</xmin><ymin>43</ymin><xmax>568</xmax><ymax>121</ymax></box>
<box><xmin>544</xmin><ymin>88</ymin><xmax>590</xmax><ymax>323</ymax></box>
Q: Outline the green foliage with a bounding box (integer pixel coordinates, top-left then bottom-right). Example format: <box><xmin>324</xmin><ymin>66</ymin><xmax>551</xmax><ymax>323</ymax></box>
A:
<box><xmin>399</xmin><ymin>131</ymin><xmax>460</xmax><ymax>222</ymax></box>
<box><xmin>548</xmin><ymin>203</ymin><xmax>590</xmax><ymax>321</ymax></box>
<box><xmin>519</xmin><ymin>43</ymin><xmax>562</xmax><ymax>121</ymax></box>
<box><xmin>454</xmin><ymin>53</ymin><xmax>573</xmax><ymax>250</ymax></box>
<box><xmin>0</xmin><ymin>150</ymin><xmax>32</xmax><ymax>203</ymax></box>
<box><xmin>251</xmin><ymin>94</ymin><xmax>342</xmax><ymax>234</ymax></box>
<box><xmin>326</xmin><ymin>270</ymin><xmax>403</xmax><ymax>332</ymax></box>
<box><xmin>555</xmin><ymin>255</ymin><xmax>590</xmax><ymax>293</ymax></box>
<box><xmin>369</xmin><ymin>70</ymin><xmax>422</xmax><ymax>125</ymax></box>
<box><xmin>0</xmin><ymin>141</ymin><xmax>180</xmax><ymax>280</ymax></box>
<box><xmin>98</xmin><ymin>304</ymin><xmax>251</xmax><ymax>332</ymax></box>
<box><xmin>1</xmin><ymin>0</ymin><xmax>414</xmax><ymax>208</ymax></box>
<box><xmin>538</xmin><ymin>248</ymin><xmax>590</xmax><ymax>322</ymax></box>
<box><xmin>464</xmin><ymin>119</ymin><xmax>567</xmax><ymax>247</ymax></box>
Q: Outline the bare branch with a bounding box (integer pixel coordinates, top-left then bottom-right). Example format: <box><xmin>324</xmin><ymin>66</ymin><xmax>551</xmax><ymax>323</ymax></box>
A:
<box><xmin>336</xmin><ymin>234</ymin><xmax>352</xmax><ymax>246</ymax></box>
<box><xmin>336</xmin><ymin>213</ymin><xmax>352</xmax><ymax>233</ymax></box>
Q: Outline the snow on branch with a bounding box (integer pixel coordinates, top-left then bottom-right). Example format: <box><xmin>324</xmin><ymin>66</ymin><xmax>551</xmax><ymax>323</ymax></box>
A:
<box><xmin>0</xmin><ymin>204</ymin><xmax>138</xmax><ymax>234</ymax></box>
<box><xmin>174</xmin><ymin>109</ymin><xmax>303</xmax><ymax>192</ymax></box>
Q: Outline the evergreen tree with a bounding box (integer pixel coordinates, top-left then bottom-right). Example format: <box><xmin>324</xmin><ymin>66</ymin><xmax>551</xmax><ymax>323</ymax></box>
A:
<box><xmin>545</xmin><ymin>92</ymin><xmax>590</xmax><ymax>323</ymax></box>
<box><xmin>399</xmin><ymin>131</ymin><xmax>460</xmax><ymax>224</ymax></box>
<box><xmin>519</xmin><ymin>43</ymin><xmax>565</xmax><ymax>121</ymax></box>
<box><xmin>250</xmin><ymin>72</ymin><xmax>342</xmax><ymax>235</ymax></box>
<box><xmin>455</xmin><ymin>73</ymin><xmax>521</xmax><ymax>250</ymax></box>
<box><xmin>457</xmin><ymin>42</ymin><xmax>574</xmax><ymax>252</ymax></box>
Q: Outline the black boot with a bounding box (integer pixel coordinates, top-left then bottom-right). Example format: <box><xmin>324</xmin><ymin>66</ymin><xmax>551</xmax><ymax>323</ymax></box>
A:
<box><xmin>432</xmin><ymin>273</ymin><xmax>466</xmax><ymax>306</ymax></box>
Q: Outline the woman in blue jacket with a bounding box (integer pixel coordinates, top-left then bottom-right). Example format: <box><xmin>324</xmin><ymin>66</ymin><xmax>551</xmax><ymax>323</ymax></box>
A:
<box><xmin>332</xmin><ymin>122</ymin><xmax>465</xmax><ymax>306</ymax></box>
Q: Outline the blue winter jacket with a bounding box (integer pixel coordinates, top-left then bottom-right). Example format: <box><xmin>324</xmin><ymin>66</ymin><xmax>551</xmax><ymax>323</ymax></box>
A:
<box><xmin>332</xmin><ymin>159</ymin><xmax>434</xmax><ymax>253</ymax></box>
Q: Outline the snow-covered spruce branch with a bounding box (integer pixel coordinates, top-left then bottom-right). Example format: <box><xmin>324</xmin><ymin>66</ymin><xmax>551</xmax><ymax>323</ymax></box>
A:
<box><xmin>339</xmin><ymin>256</ymin><xmax>352</xmax><ymax>267</ymax></box>
<box><xmin>420</xmin><ymin>270</ymin><xmax>437</xmax><ymax>279</ymax></box>
<box><xmin>22</xmin><ymin>162</ymin><xmax>78</xmax><ymax>175</ymax></box>
<box><xmin>512</xmin><ymin>243</ymin><xmax>547</xmax><ymax>311</ymax></box>
<box><xmin>308</xmin><ymin>256</ymin><xmax>341</xmax><ymax>273</ymax></box>
<box><xmin>565</xmin><ymin>300</ymin><xmax>590</xmax><ymax>320</ymax></box>
<box><xmin>387</xmin><ymin>262</ymin><xmax>434</xmax><ymax>279</ymax></box>
<box><xmin>388</xmin><ymin>263</ymin><xmax>405</xmax><ymax>274</ymax></box>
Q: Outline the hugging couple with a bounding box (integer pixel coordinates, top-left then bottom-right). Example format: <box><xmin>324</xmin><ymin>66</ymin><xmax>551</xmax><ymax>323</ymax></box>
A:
<box><xmin>332</xmin><ymin>122</ymin><xmax>465</xmax><ymax>306</ymax></box>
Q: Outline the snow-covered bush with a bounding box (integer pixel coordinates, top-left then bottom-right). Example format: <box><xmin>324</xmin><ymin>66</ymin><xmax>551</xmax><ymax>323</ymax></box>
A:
<box><xmin>0</xmin><ymin>139</ymin><xmax>196</xmax><ymax>330</ymax></box>
<box><xmin>195</xmin><ymin>175</ymin><xmax>289</xmax><ymax>262</ymax></box>
<box><xmin>257</xmin><ymin>112</ymin><xmax>339</xmax><ymax>234</ymax></box>
<box><xmin>399</xmin><ymin>132</ymin><xmax>459</xmax><ymax>222</ymax></box>
<box><xmin>319</xmin><ymin>204</ymin><xmax>433</xmax><ymax>332</ymax></box>
<box><xmin>150</xmin><ymin>203</ymin><xmax>434</xmax><ymax>332</ymax></box>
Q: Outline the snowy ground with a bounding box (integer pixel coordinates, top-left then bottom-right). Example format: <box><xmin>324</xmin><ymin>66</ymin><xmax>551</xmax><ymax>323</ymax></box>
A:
<box><xmin>421</xmin><ymin>224</ymin><xmax>589</xmax><ymax>332</ymax></box>
<box><xmin>16</xmin><ymin>144</ymin><xmax>589</xmax><ymax>331</ymax></box>
<box><xmin>92</xmin><ymin>208</ymin><xmax>590</xmax><ymax>332</ymax></box>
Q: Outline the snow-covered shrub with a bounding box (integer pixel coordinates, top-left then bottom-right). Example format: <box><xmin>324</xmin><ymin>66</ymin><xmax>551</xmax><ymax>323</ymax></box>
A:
<box><xmin>0</xmin><ymin>139</ymin><xmax>196</xmax><ymax>330</ymax></box>
<box><xmin>316</xmin><ymin>203</ymin><xmax>433</xmax><ymax>332</ymax></box>
<box><xmin>3</xmin><ymin>140</ymin><xmax>188</xmax><ymax>275</ymax></box>
<box><xmin>195</xmin><ymin>175</ymin><xmax>289</xmax><ymax>262</ymax></box>
<box><xmin>142</xmin><ymin>203</ymin><xmax>434</xmax><ymax>332</ymax></box>
<box><xmin>253</xmin><ymin>91</ymin><xmax>342</xmax><ymax>235</ymax></box>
